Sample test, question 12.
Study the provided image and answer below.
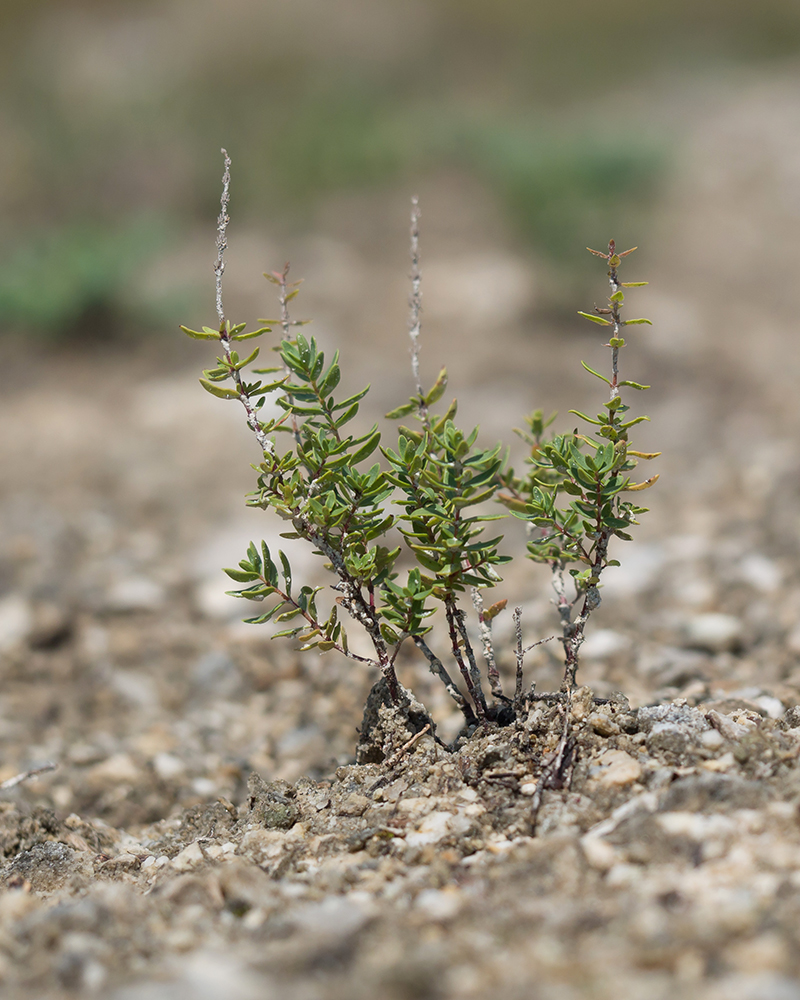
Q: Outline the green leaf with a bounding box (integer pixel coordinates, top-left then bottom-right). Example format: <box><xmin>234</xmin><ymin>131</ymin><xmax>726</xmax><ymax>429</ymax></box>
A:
<box><xmin>230</xmin><ymin>346</ymin><xmax>260</xmax><ymax>370</ymax></box>
<box><xmin>224</xmin><ymin>568</ymin><xmax>260</xmax><ymax>583</ymax></box>
<box><xmin>577</xmin><ymin>311</ymin><xmax>612</xmax><ymax>326</ymax></box>
<box><xmin>331</xmin><ymin>386</ymin><xmax>370</xmax><ymax>412</ymax></box>
<box><xmin>609</xmin><ymin>290</ymin><xmax>624</xmax><ymax>303</ymax></box>
<box><xmin>623</xmin><ymin>318</ymin><xmax>652</xmax><ymax>326</ymax></box>
<box><xmin>350</xmin><ymin>431</ymin><xmax>381</xmax><ymax>465</ymax></box>
<box><xmin>568</xmin><ymin>410</ymin><xmax>603</xmax><ymax>426</ymax></box>
<box><xmin>230</xmin><ymin>326</ymin><xmax>270</xmax><ymax>341</ymax></box>
<box><xmin>580</xmin><ymin>361</ymin><xmax>610</xmax><ymax>385</ymax></box>
<box><xmin>272</xmin><ymin>626</ymin><xmax>304</xmax><ymax>638</ymax></box>
<box><xmin>318</xmin><ymin>362</ymin><xmax>341</xmax><ymax>397</ymax></box>
<box><xmin>432</xmin><ymin>398</ymin><xmax>458</xmax><ymax>433</ymax></box>
<box><xmin>199</xmin><ymin>378</ymin><xmax>240</xmax><ymax>399</ymax></box>
<box><xmin>385</xmin><ymin>400</ymin><xmax>417</xmax><ymax>420</ymax></box>
<box><xmin>425</xmin><ymin>367</ymin><xmax>448</xmax><ymax>405</ymax></box>
<box><xmin>620</xmin><ymin>281</ymin><xmax>648</xmax><ymax>288</ymax></box>
<box><xmin>620</xmin><ymin>380</ymin><xmax>651</xmax><ymax>390</ymax></box>
<box><xmin>181</xmin><ymin>325</ymin><xmax>219</xmax><ymax>340</ymax></box>
<box><xmin>278</xmin><ymin>551</ymin><xmax>292</xmax><ymax>595</ymax></box>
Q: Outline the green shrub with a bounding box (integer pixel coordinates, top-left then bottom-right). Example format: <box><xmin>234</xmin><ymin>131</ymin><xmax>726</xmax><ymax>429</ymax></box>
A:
<box><xmin>184</xmin><ymin>152</ymin><xmax>657</xmax><ymax>750</ymax></box>
<box><xmin>0</xmin><ymin>218</ymin><xmax>177</xmax><ymax>339</ymax></box>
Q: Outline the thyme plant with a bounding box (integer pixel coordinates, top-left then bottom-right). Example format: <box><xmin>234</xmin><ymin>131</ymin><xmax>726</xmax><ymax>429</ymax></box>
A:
<box><xmin>183</xmin><ymin>151</ymin><xmax>657</xmax><ymax>746</ymax></box>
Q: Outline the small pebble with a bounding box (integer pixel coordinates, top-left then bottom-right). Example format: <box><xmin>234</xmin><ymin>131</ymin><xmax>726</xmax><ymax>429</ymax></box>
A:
<box><xmin>588</xmin><ymin>712</ymin><xmax>620</xmax><ymax>737</ymax></box>
<box><xmin>683</xmin><ymin>613</ymin><xmax>743</xmax><ymax>652</ymax></box>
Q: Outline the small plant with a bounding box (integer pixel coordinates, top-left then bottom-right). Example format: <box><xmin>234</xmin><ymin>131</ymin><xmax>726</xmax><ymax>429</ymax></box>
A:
<box><xmin>183</xmin><ymin>151</ymin><xmax>657</xmax><ymax>753</ymax></box>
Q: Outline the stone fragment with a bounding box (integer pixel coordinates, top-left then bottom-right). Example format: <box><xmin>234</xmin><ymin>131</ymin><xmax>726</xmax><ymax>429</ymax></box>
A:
<box><xmin>660</xmin><ymin>773</ymin><xmax>767</xmax><ymax>812</ymax></box>
<box><xmin>86</xmin><ymin>753</ymin><xmax>142</xmax><ymax>787</ymax></box>
<box><xmin>646</xmin><ymin>722</ymin><xmax>689</xmax><ymax>757</ymax></box>
<box><xmin>580</xmin><ymin>836</ymin><xmax>617</xmax><ymax>871</ymax></box>
<box><xmin>707</xmin><ymin>709</ymin><xmax>754</xmax><ymax>741</ymax></box>
<box><xmin>6</xmin><ymin>842</ymin><xmax>82</xmax><ymax>892</ymax></box>
<box><xmin>700</xmin><ymin>729</ymin><xmax>725</xmax><ymax>750</ymax></box>
<box><xmin>595</xmin><ymin>749</ymin><xmax>643</xmax><ymax>787</ymax></box>
<box><xmin>171</xmin><ymin>842</ymin><xmax>206</xmax><ymax>871</ymax></box>
<box><xmin>588</xmin><ymin>712</ymin><xmax>620</xmax><ymax>737</ymax></box>
<box><xmin>105</xmin><ymin>576</ymin><xmax>165</xmax><ymax>613</ymax></box>
<box><xmin>246</xmin><ymin>774</ymin><xmax>299</xmax><ymax>830</ymax></box>
<box><xmin>405</xmin><ymin>811</ymin><xmax>472</xmax><ymax>848</ymax></box>
<box><xmin>581</xmin><ymin>629</ymin><xmax>631</xmax><ymax>660</ymax></box>
<box><xmin>570</xmin><ymin>687</ymin><xmax>594</xmax><ymax>723</ymax></box>
<box><xmin>737</xmin><ymin>553</ymin><xmax>781</xmax><ymax>593</ymax></box>
<box><xmin>337</xmin><ymin>793</ymin><xmax>370</xmax><ymax>817</ymax></box>
<box><xmin>289</xmin><ymin>893</ymin><xmax>376</xmax><ymax>942</ymax></box>
<box><xmin>414</xmin><ymin>887</ymin><xmax>462</xmax><ymax>920</ymax></box>
<box><xmin>0</xmin><ymin>595</ymin><xmax>32</xmax><ymax>652</ymax></box>
<box><xmin>683</xmin><ymin>613</ymin><xmax>743</xmax><ymax>652</ymax></box>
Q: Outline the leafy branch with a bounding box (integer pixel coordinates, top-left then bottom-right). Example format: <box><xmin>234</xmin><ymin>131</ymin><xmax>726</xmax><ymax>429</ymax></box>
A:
<box><xmin>184</xmin><ymin>152</ymin><xmax>658</xmax><ymax>752</ymax></box>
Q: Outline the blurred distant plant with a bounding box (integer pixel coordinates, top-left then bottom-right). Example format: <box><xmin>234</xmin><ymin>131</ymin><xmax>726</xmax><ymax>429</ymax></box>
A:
<box><xmin>259</xmin><ymin>92</ymin><xmax>665</xmax><ymax>291</ymax></box>
<box><xmin>0</xmin><ymin>218</ymin><xmax>176</xmax><ymax>338</ymax></box>
<box><xmin>185</xmin><ymin>152</ymin><xmax>657</xmax><ymax>759</ymax></box>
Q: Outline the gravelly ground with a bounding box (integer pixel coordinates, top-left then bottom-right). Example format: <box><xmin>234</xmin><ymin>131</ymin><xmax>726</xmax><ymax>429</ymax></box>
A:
<box><xmin>4</xmin><ymin>73</ymin><xmax>800</xmax><ymax>1000</ymax></box>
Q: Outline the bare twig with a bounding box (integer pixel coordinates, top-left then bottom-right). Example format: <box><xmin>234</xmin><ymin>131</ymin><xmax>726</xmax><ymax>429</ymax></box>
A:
<box><xmin>210</xmin><ymin>151</ymin><xmax>276</xmax><ymax>456</ymax></box>
<box><xmin>444</xmin><ymin>598</ymin><xmax>487</xmax><ymax>722</ymax></box>
<box><xmin>414</xmin><ymin>635</ymin><xmax>477</xmax><ymax>725</ymax></box>
<box><xmin>513</xmin><ymin>605</ymin><xmax>557</xmax><ymax>713</ymax></box>
<box><xmin>214</xmin><ymin>148</ymin><xmax>231</xmax><ymax>328</ymax></box>
<box><xmin>382</xmin><ymin>722</ymin><xmax>432</xmax><ymax>770</ymax></box>
<box><xmin>530</xmin><ymin>724</ymin><xmax>576</xmax><ymax>833</ymax></box>
<box><xmin>276</xmin><ymin>262</ymin><xmax>302</xmax><ymax>444</ymax></box>
<box><xmin>408</xmin><ymin>196</ymin><xmax>424</xmax><ymax>404</ymax></box>
<box><xmin>454</xmin><ymin>607</ymin><xmax>488</xmax><ymax>717</ymax></box>
<box><xmin>472</xmin><ymin>588</ymin><xmax>504</xmax><ymax>701</ymax></box>
<box><xmin>1</xmin><ymin>762</ymin><xmax>57</xmax><ymax>790</ymax></box>
<box><xmin>513</xmin><ymin>606</ymin><xmax>525</xmax><ymax>710</ymax></box>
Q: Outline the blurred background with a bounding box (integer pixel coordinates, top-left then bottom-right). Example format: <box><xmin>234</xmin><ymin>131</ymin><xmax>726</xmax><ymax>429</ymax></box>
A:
<box><xmin>3</xmin><ymin>0</ymin><xmax>800</xmax><ymax>816</ymax></box>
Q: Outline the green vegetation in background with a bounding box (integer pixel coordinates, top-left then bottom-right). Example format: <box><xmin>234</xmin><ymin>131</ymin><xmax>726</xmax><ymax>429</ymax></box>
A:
<box><xmin>1</xmin><ymin>0</ymin><xmax>799</xmax><ymax>337</ymax></box>
<box><xmin>0</xmin><ymin>217</ymin><xmax>183</xmax><ymax>338</ymax></box>
<box><xmin>247</xmin><ymin>88</ymin><xmax>665</xmax><ymax>296</ymax></box>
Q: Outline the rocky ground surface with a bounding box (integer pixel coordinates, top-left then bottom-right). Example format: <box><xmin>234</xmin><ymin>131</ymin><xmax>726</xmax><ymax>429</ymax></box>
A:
<box><xmin>5</xmin><ymin>73</ymin><xmax>800</xmax><ymax>999</ymax></box>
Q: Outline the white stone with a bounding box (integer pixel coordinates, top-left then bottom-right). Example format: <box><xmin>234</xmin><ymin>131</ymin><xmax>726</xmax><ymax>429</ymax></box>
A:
<box><xmin>0</xmin><ymin>595</ymin><xmax>32</xmax><ymax>652</ymax></box>
<box><xmin>581</xmin><ymin>836</ymin><xmax>617</xmax><ymax>872</ymax></box>
<box><xmin>414</xmin><ymin>888</ymin><xmax>462</xmax><ymax>920</ymax></box>
<box><xmin>581</xmin><ymin>629</ymin><xmax>631</xmax><ymax>660</ymax></box>
<box><xmin>106</xmin><ymin>576</ymin><xmax>164</xmax><ymax>612</ymax></box>
<box><xmin>594</xmin><ymin>749</ymin><xmax>642</xmax><ymax>787</ymax></box>
<box><xmin>153</xmin><ymin>753</ymin><xmax>186</xmax><ymax>779</ymax></box>
<box><xmin>657</xmin><ymin>811</ymin><xmax>735</xmax><ymax>840</ymax></box>
<box><xmin>290</xmin><ymin>894</ymin><xmax>375</xmax><ymax>940</ymax></box>
<box><xmin>87</xmin><ymin>753</ymin><xmax>141</xmax><ymax>785</ymax></box>
<box><xmin>171</xmin><ymin>842</ymin><xmax>206</xmax><ymax>871</ymax></box>
<box><xmin>601</xmin><ymin>544</ymin><xmax>667</xmax><ymax>598</ymax></box>
<box><xmin>737</xmin><ymin>554</ymin><xmax>781</xmax><ymax>593</ymax></box>
<box><xmin>702</xmin><ymin>752</ymin><xmax>736</xmax><ymax>772</ymax></box>
<box><xmin>754</xmin><ymin>695</ymin><xmax>785</xmax><ymax>719</ymax></box>
<box><xmin>605</xmin><ymin>863</ymin><xmax>645</xmax><ymax>888</ymax></box>
<box><xmin>707</xmin><ymin>709</ymin><xmax>754</xmax><ymax>741</ymax></box>
<box><xmin>684</xmin><ymin>613</ymin><xmax>743</xmax><ymax>652</ymax></box>
<box><xmin>405</xmin><ymin>811</ymin><xmax>472</xmax><ymax>848</ymax></box>
<box><xmin>700</xmin><ymin>729</ymin><xmax>725</xmax><ymax>749</ymax></box>
<box><xmin>192</xmin><ymin>778</ymin><xmax>218</xmax><ymax>797</ymax></box>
